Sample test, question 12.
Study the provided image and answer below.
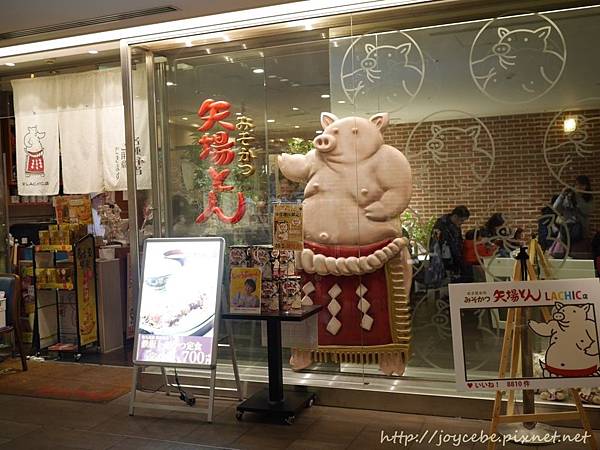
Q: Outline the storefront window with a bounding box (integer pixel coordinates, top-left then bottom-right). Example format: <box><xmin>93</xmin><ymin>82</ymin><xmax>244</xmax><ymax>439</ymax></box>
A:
<box><xmin>129</xmin><ymin>2</ymin><xmax>599</xmax><ymax>385</ymax></box>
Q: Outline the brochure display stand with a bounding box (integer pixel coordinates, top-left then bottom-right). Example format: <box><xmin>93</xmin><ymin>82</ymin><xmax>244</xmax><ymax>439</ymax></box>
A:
<box><xmin>25</xmin><ymin>234</ymin><xmax>99</xmax><ymax>357</ymax></box>
<box><xmin>129</xmin><ymin>237</ymin><xmax>241</xmax><ymax>422</ymax></box>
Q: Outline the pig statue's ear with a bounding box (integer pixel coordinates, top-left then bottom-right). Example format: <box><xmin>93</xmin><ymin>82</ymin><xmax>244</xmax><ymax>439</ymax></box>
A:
<box><xmin>320</xmin><ymin>112</ymin><xmax>338</xmax><ymax>129</ymax></box>
<box><xmin>369</xmin><ymin>112</ymin><xmax>389</xmax><ymax>131</ymax></box>
<box><xmin>555</xmin><ymin>302</ymin><xmax>565</xmax><ymax>310</ymax></box>
<box><xmin>582</xmin><ymin>304</ymin><xmax>592</xmax><ymax>315</ymax></box>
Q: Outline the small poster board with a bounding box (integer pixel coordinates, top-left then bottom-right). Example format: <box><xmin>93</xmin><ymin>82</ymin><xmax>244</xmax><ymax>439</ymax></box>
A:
<box><xmin>450</xmin><ymin>278</ymin><xmax>600</xmax><ymax>391</ymax></box>
<box><xmin>54</xmin><ymin>195</ymin><xmax>93</xmax><ymax>225</ymax></box>
<box><xmin>133</xmin><ymin>237</ymin><xmax>225</xmax><ymax>368</ymax></box>
<box><xmin>273</xmin><ymin>203</ymin><xmax>303</xmax><ymax>251</ymax></box>
<box><xmin>229</xmin><ymin>267</ymin><xmax>262</xmax><ymax>314</ymax></box>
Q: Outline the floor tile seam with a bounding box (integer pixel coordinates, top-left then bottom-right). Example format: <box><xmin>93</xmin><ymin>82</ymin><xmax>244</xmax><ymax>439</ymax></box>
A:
<box><xmin>97</xmin><ymin>431</ymin><xmax>235</xmax><ymax>450</ymax></box>
<box><xmin>332</xmin><ymin>422</ymin><xmax>368</xmax><ymax>449</ymax></box>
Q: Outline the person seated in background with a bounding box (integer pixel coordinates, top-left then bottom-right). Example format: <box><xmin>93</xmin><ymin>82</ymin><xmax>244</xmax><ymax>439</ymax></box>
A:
<box><xmin>463</xmin><ymin>228</ymin><xmax>497</xmax><ymax>265</ymax></box>
<box><xmin>553</xmin><ymin>175</ymin><xmax>594</xmax><ymax>244</ymax></box>
<box><xmin>430</xmin><ymin>205</ymin><xmax>470</xmax><ymax>283</ymax></box>
<box><xmin>538</xmin><ymin>195</ymin><xmax>559</xmax><ymax>251</ymax></box>
<box><xmin>483</xmin><ymin>213</ymin><xmax>510</xmax><ymax>257</ymax></box>
<box><xmin>513</xmin><ymin>227</ymin><xmax>526</xmax><ymax>247</ymax></box>
<box><xmin>592</xmin><ymin>232</ymin><xmax>600</xmax><ymax>278</ymax></box>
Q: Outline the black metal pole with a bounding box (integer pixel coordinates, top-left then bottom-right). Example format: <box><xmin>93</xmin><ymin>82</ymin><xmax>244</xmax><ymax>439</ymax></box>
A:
<box><xmin>516</xmin><ymin>246</ymin><xmax>535</xmax><ymax>428</ymax></box>
<box><xmin>266</xmin><ymin>318</ymin><xmax>284</xmax><ymax>404</ymax></box>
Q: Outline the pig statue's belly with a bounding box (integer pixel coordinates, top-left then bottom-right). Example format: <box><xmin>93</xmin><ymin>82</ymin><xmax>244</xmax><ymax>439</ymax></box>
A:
<box><xmin>302</xmin><ymin>169</ymin><xmax>398</xmax><ymax>245</ymax></box>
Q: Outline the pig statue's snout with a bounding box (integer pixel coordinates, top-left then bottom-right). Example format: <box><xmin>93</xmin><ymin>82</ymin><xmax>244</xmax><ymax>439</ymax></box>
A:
<box><xmin>314</xmin><ymin>134</ymin><xmax>337</xmax><ymax>153</ymax></box>
<box><xmin>553</xmin><ymin>311</ymin><xmax>565</xmax><ymax>322</ymax></box>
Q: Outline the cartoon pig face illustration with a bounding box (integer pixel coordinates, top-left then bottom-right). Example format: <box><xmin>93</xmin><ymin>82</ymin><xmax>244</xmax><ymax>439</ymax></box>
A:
<box><xmin>313</xmin><ymin>112</ymin><xmax>388</xmax><ymax>163</ymax></box>
<box><xmin>552</xmin><ymin>302</ymin><xmax>591</xmax><ymax>324</ymax></box>
<box><xmin>24</xmin><ymin>126</ymin><xmax>46</xmax><ymax>152</ymax></box>
<box><xmin>425</xmin><ymin>124</ymin><xmax>481</xmax><ymax>165</ymax></box>
<box><xmin>493</xmin><ymin>26</ymin><xmax>551</xmax><ymax>57</ymax></box>
<box><xmin>360</xmin><ymin>43</ymin><xmax>412</xmax><ymax>82</ymax></box>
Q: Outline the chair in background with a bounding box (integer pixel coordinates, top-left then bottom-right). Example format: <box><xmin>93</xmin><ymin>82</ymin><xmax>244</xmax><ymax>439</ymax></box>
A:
<box><xmin>0</xmin><ymin>274</ymin><xmax>27</xmax><ymax>371</ymax></box>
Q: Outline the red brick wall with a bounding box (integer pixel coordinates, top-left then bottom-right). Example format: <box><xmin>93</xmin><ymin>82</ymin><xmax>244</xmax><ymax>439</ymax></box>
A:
<box><xmin>385</xmin><ymin>110</ymin><xmax>600</xmax><ymax>239</ymax></box>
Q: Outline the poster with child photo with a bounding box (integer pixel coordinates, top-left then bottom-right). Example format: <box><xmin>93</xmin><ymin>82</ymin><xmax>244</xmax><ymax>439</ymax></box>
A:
<box><xmin>229</xmin><ymin>267</ymin><xmax>262</xmax><ymax>314</ymax></box>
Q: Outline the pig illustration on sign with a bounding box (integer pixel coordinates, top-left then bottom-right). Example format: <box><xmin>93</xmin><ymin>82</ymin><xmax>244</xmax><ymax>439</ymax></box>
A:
<box><xmin>471</xmin><ymin>24</ymin><xmax>565</xmax><ymax>102</ymax></box>
<box><xmin>278</xmin><ymin>112</ymin><xmax>413</xmax><ymax>375</ymax></box>
<box><xmin>24</xmin><ymin>126</ymin><xmax>46</xmax><ymax>174</ymax></box>
<box><xmin>529</xmin><ymin>302</ymin><xmax>600</xmax><ymax>378</ymax></box>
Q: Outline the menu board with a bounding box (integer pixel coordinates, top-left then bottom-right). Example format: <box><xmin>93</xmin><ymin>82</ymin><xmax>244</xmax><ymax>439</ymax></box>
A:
<box><xmin>133</xmin><ymin>238</ymin><xmax>225</xmax><ymax>368</ymax></box>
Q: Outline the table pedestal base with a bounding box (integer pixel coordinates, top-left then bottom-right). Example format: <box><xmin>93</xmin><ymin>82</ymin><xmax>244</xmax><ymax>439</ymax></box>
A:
<box><xmin>236</xmin><ymin>388</ymin><xmax>316</xmax><ymax>424</ymax></box>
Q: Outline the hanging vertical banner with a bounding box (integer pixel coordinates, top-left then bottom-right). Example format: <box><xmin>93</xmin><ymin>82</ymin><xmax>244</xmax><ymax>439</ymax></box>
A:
<box><xmin>99</xmin><ymin>67</ymin><xmax>151</xmax><ymax>191</ymax></box>
<box><xmin>57</xmin><ymin>71</ymin><xmax>104</xmax><ymax>194</ymax></box>
<box><xmin>11</xmin><ymin>77</ymin><xmax>60</xmax><ymax>196</ymax></box>
<box><xmin>273</xmin><ymin>203</ymin><xmax>303</xmax><ymax>251</ymax></box>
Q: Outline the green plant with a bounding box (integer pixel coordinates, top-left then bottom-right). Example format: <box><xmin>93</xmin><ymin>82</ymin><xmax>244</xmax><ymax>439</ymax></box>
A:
<box><xmin>286</xmin><ymin>137</ymin><xmax>313</xmax><ymax>155</ymax></box>
<box><xmin>400</xmin><ymin>210</ymin><xmax>435</xmax><ymax>248</ymax></box>
<box><xmin>186</xmin><ymin>132</ymin><xmax>254</xmax><ymax>195</ymax></box>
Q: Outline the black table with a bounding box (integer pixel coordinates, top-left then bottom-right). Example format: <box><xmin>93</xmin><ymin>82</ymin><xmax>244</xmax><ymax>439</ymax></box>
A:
<box><xmin>222</xmin><ymin>305</ymin><xmax>322</xmax><ymax>424</ymax></box>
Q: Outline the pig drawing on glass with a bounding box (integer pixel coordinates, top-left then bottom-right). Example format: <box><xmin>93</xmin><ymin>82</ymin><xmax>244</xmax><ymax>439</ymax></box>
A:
<box><xmin>529</xmin><ymin>303</ymin><xmax>600</xmax><ymax>378</ymax></box>
<box><xmin>278</xmin><ymin>112</ymin><xmax>413</xmax><ymax>376</ymax></box>
<box><xmin>545</xmin><ymin>113</ymin><xmax>600</xmax><ymax>178</ymax></box>
<box><xmin>342</xmin><ymin>43</ymin><xmax>422</xmax><ymax>108</ymax></box>
<box><xmin>472</xmin><ymin>25</ymin><xmax>564</xmax><ymax>102</ymax></box>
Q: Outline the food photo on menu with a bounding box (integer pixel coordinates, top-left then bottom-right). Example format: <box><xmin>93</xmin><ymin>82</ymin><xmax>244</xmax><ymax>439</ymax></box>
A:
<box><xmin>135</xmin><ymin>240</ymin><xmax>222</xmax><ymax>365</ymax></box>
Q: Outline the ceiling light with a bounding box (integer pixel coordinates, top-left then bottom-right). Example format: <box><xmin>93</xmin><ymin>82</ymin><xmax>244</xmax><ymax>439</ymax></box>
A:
<box><xmin>235</xmin><ymin>112</ymin><xmax>242</xmax><ymax>116</ymax></box>
<box><xmin>268</xmin><ymin>75</ymin><xmax>278</xmax><ymax>79</ymax></box>
<box><xmin>321</xmin><ymin>94</ymin><xmax>330</xmax><ymax>99</ymax></box>
<box><xmin>182</xmin><ymin>117</ymin><xmax>189</xmax><ymax>121</ymax></box>
<box><xmin>206</xmin><ymin>48</ymin><xmax>211</xmax><ymax>54</ymax></box>
<box><xmin>252</xmin><ymin>68</ymin><xmax>264</xmax><ymax>74</ymax></box>
<box><xmin>280</xmin><ymin>78</ymin><xmax>289</xmax><ymax>82</ymax></box>
<box><xmin>269</xmin><ymin>139</ymin><xmax>275</xmax><ymax>143</ymax></box>
<box><xmin>259</xmin><ymin>51</ymin><xmax>264</xmax><ymax>57</ymax></box>
<box><xmin>267</xmin><ymin>119</ymin><xmax>275</xmax><ymax>123</ymax></box>
<box><xmin>316</xmin><ymin>130</ymin><xmax>322</xmax><ymax>134</ymax></box>
<box><xmin>321</xmin><ymin>33</ymin><xmax>326</xmax><ymax>39</ymax></box>
<box><xmin>292</xmin><ymin>107</ymin><xmax>299</xmax><ymax>111</ymax></box>
<box><xmin>332</xmin><ymin>41</ymin><xmax>339</xmax><ymax>48</ymax></box>
<box><xmin>294</xmin><ymin>125</ymin><xmax>300</xmax><ymax>129</ymax></box>
<box><xmin>337</xmin><ymin>100</ymin><xmax>346</xmax><ymax>104</ymax></box>
<box><xmin>88</xmin><ymin>50</ymin><xmax>98</xmax><ymax>54</ymax></box>
<box><xmin>166</xmin><ymin>81</ymin><xmax>176</xmax><ymax>86</ymax></box>
<box><xmin>242</xmin><ymin>43</ymin><xmax>247</xmax><ymax>49</ymax></box>
<box><xmin>191</xmin><ymin>123</ymin><xmax>199</xmax><ymax>127</ymax></box>
<box><xmin>4</xmin><ymin>62</ymin><xmax>15</xmax><ymax>67</ymax></box>
<box><xmin>563</xmin><ymin>117</ymin><xmax>577</xmax><ymax>133</ymax></box>
<box><xmin>291</xmin><ymin>83</ymin><xmax>300</xmax><ymax>87</ymax></box>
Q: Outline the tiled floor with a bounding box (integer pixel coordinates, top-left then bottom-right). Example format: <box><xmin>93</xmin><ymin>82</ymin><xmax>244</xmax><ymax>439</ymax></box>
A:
<box><xmin>0</xmin><ymin>392</ymin><xmax>597</xmax><ymax>449</ymax></box>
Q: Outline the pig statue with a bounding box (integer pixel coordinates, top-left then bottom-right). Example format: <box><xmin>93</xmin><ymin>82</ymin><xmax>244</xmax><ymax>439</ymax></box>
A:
<box><xmin>278</xmin><ymin>112</ymin><xmax>413</xmax><ymax>376</ymax></box>
<box><xmin>529</xmin><ymin>303</ymin><xmax>600</xmax><ymax>378</ymax></box>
